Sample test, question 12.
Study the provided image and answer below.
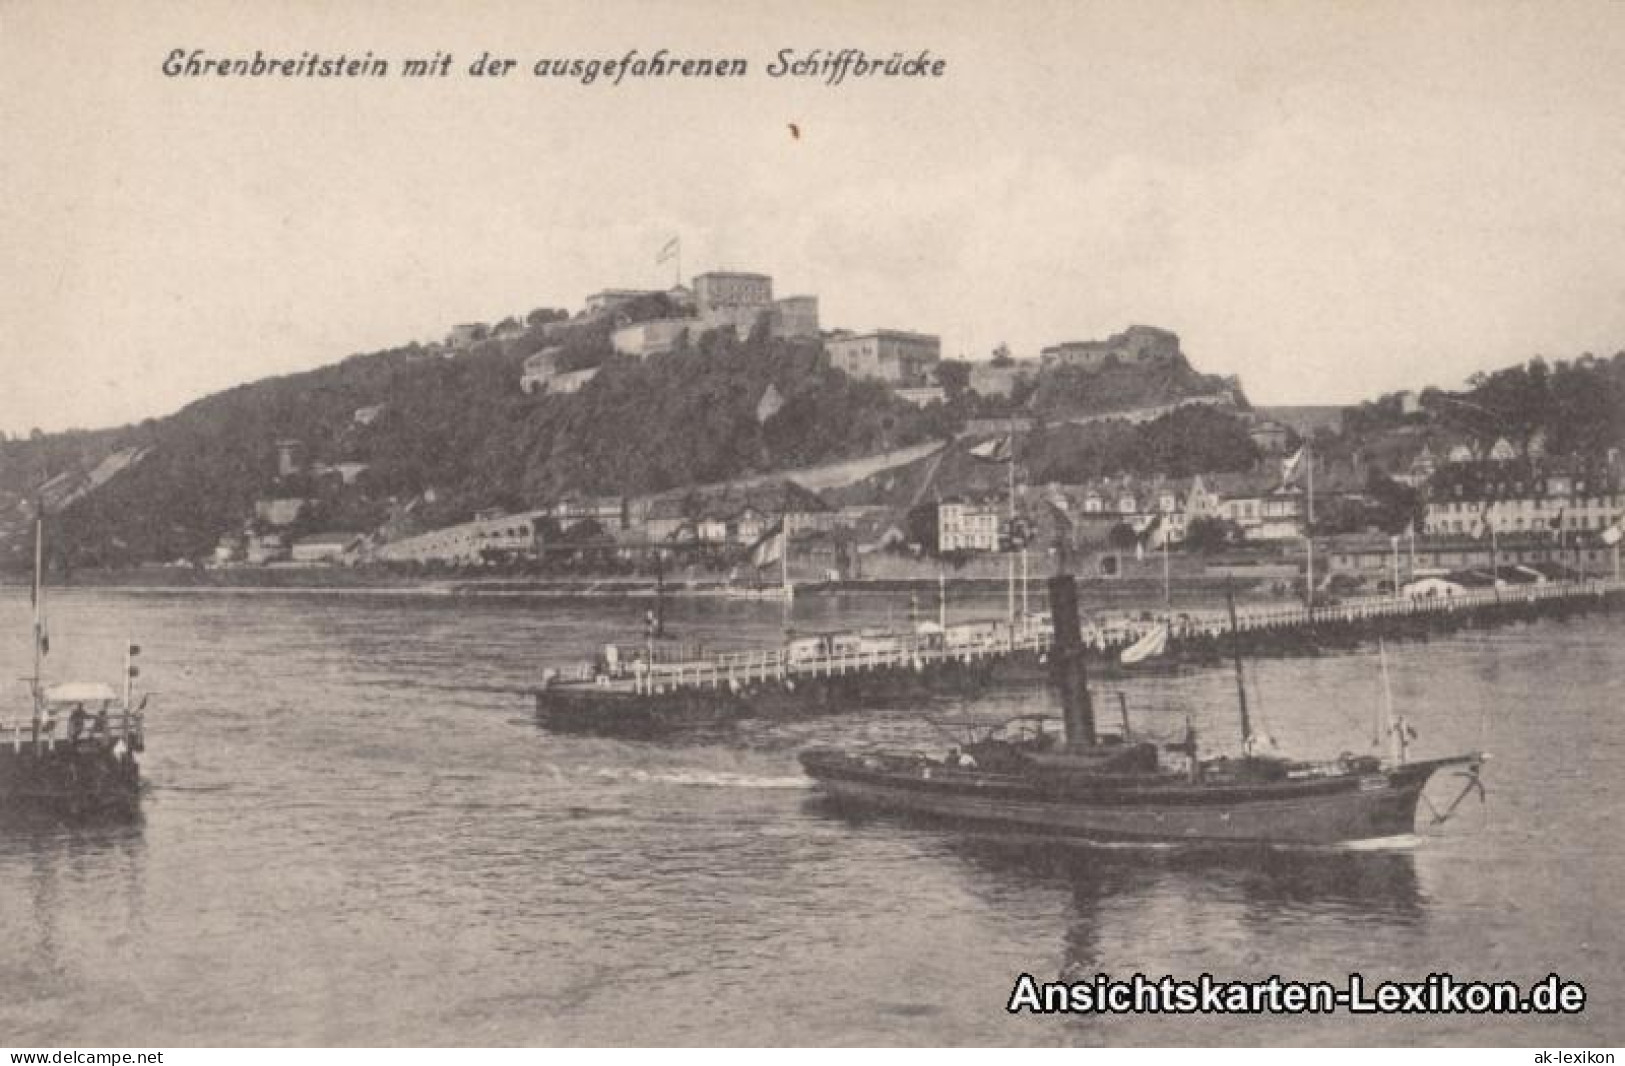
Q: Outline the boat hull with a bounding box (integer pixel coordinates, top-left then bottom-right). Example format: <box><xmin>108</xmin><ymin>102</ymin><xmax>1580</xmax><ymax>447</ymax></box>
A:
<box><xmin>0</xmin><ymin>744</ymin><xmax>142</xmax><ymax>818</ymax></box>
<box><xmin>800</xmin><ymin>751</ymin><xmax>1469</xmax><ymax>845</ymax></box>
<box><xmin>535</xmin><ymin>652</ymin><xmax>1043</xmax><ymax>736</ymax></box>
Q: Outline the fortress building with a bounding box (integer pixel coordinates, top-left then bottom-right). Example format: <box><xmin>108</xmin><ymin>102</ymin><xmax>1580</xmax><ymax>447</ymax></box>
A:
<box><xmin>1040</xmin><ymin>325</ymin><xmax>1180</xmax><ymax>371</ymax></box>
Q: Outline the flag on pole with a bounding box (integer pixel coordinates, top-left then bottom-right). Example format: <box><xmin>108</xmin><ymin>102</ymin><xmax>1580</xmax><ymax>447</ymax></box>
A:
<box><xmin>968</xmin><ymin>436</ymin><xmax>1012</xmax><ymax>463</ymax></box>
<box><xmin>751</xmin><ymin>523</ymin><xmax>786</xmax><ymax>568</ymax></box>
<box><xmin>1133</xmin><ymin>512</ymin><xmax>1162</xmax><ymax>560</ymax></box>
<box><xmin>656</xmin><ymin>237</ymin><xmax>680</xmax><ymax>264</ymax></box>
<box><xmin>1470</xmin><ymin>501</ymin><xmax>1494</xmax><ymax>540</ymax></box>
<box><xmin>1120</xmin><ymin>623</ymin><xmax>1169</xmax><ymax>664</ymax></box>
<box><xmin>1548</xmin><ymin>508</ymin><xmax>1565</xmax><ymax>541</ymax></box>
<box><xmin>31</xmin><ymin>513</ymin><xmax>48</xmax><ymax>658</ymax></box>
<box><xmin>1603</xmin><ymin>518</ymin><xmax>1624</xmax><ymax>547</ymax></box>
<box><xmin>1281</xmin><ymin>446</ymin><xmax>1307</xmax><ymax>485</ymax></box>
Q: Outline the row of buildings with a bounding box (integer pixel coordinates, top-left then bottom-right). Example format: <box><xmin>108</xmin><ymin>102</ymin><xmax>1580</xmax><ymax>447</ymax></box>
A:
<box><xmin>1319</xmin><ymin>532</ymin><xmax>1612</xmax><ymax>585</ymax></box>
<box><xmin>935</xmin><ymin>449</ymin><xmax>1624</xmax><ymax>563</ymax></box>
<box><xmin>935</xmin><ymin>469</ymin><xmax>1320</xmax><ymax>555</ymax></box>
<box><xmin>369</xmin><ymin>480</ymin><xmax>842</xmax><ymax>567</ymax></box>
<box><xmin>224</xmin><ymin>449</ymin><xmax>1621</xmax><ymax>580</ymax></box>
<box><xmin>510</xmin><ymin>266</ymin><xmax>1216</xmax><ymax>410</ymax></box>
<box><xmin>516</xmin><ymin>269</ymin><xmax>949</xmax><ymax>403</ymax></box>
<box><xmin>1422</xmin><ymin>460</ymin><xmax>1622</xmax><ymax>537</ymax></box>
<box><xmin>601</xmin><ymin>272</ymin><xmax>822</xmax><ymax>358</ymax></box>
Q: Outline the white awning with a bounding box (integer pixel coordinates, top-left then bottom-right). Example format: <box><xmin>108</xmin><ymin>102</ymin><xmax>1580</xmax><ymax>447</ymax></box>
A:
<box><xmin>43</xmin><ymin>682</ymin><xmax>119</xmax><ymax>704</ymax></box>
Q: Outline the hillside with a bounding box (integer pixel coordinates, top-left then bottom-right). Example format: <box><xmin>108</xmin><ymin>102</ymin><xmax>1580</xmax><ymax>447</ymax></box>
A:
<box><xmin>14</xmin><ymin>317</ymin><xmax>957</xmax><ymax>568</ymax></box>
<box><xmin>15</xmin><ymin>305</ymin><xmax>1616</xmax><ymax>575</ymax></box>
<box><xmin>1332</xmin><ymin>353</ymin><xmax>1625</xmax><ymax>471</ymax></box>
<box><xmin>1028</xmin><ymin>344</ymin><xmax>1241</xmax><ymax>419</ymax></box>
<box><xmin>829</xmin><ymin>404</ymin><xmax>1264</xmax><ymax>511</ymax></box>
<box><xmin>1253</xmin><ymin>405</ymin><xmax>1344</xmax><ymax>438</ymax></box>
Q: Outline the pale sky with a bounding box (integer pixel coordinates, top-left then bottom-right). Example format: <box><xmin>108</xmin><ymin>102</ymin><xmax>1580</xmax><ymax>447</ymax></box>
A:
<box><xmin>4</xmin><ymin>0</ymin><xmax>1625</xmax><ymax>436</ymax></box>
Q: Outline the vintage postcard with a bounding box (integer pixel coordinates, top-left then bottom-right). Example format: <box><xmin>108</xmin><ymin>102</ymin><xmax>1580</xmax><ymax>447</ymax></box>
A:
<box><xmin>1</xmin><ymin>0</ymin><xmax>1622</xmax><ymax>1053</ymax></box>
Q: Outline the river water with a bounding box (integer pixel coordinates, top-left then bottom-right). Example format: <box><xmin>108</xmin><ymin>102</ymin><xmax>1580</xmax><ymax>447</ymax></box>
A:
<box><xmin>0</xmin><ymin>588</ymin><xmax>1620</xmax><ymax>1046</ymax></box>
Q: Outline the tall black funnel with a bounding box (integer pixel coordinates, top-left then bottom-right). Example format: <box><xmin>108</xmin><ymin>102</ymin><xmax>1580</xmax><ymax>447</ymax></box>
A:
<box><xmin>1047</xmin><ymin>572</ymin><xmax>1096</xmax><ymax>749</ymax></box>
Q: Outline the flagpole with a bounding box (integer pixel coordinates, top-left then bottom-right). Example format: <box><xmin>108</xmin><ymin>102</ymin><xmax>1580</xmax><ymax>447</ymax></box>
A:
<box><xmin>1007</xmin><ymin>419</ymin><xmax>1017</xmax><ymax>626</ymax></box>
<box><xmin>1161</xmin><ymin>533</ymin><xmax>1170</xmax><ymax>608</ymax></box>
<box><xmin>1304</xmin><ymin>441</ymin><xmax>1315</xmax><ymax>612</ymax></box>
<box><xmin>780</xmin><ymin>526</ymin><xmax>792</xmax><ymax>634</ymax></box>
<box><xmin>31</xmin><ymin>508</ymin><xmax>43</xmax><ymax>697</ymax></box>
<box><xmin>1020</xmin><ymin>548</ymin><xmax>1029</xmax><ymax>619</ymax></box>
<box><xmin>1307</xmin><ymin>440</ymin><xmax>1315</xmax><ymax>525</ymax></box>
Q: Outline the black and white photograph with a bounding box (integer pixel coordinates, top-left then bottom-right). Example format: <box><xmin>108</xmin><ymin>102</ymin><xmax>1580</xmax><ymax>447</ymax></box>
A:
<box><xmin>1</xmin><ymin>0</ymin><xmax>1622</xmax><ymax>1052</ymax></box>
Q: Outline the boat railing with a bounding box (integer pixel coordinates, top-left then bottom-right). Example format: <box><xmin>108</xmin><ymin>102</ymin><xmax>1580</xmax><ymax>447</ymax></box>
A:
<box><xmin>1</xmin><ymin>708</ymin><xmax>144</xmax><ymax>753</ymax></box>
<box><xmin>606</xmin><ymin>622</ymin><xmax>1052</xmax><ymax>694</ymax></box>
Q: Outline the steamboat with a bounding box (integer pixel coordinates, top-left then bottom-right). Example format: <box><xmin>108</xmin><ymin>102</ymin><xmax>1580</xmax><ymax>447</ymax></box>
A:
<box><xmin>797</xmin><ymin>574</ymin><xmax>1486</xmax><ymax>846</ymax></box>
<box><xmin>2</xmin><ymin>511</ymin><xmax>145</xmax><ymax>818</ymax></box>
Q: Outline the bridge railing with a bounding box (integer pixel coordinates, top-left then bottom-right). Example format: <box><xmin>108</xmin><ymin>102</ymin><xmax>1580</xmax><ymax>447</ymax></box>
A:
<box><xmin>587</xmin><ymin>577</ymin><xmax>1623</xmax><ymax>695</ymax></box>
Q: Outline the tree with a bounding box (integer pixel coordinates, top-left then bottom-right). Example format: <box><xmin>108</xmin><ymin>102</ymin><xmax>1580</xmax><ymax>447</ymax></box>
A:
<box><xmin>904</xmin><ymin>502</ymin><xmax>940</xmax><ymax>554</ymax></box>
<box><xmin>1471</xmin><ymin>357</ymin><xmax>1551</xmax><ymax>458</ymax></box>
<box><xmin>1363</xmin><ymin>470</ymin><xmax>1424</xmax><ymax>534</ymax></box>
<box><xmin>934</xmin><ymin>359</ymin><xmax>971</xmax><ymax>400</ymax></box>
<box><xmin>1134</xmin><ymin>407</ymin><xmax>1260</xmax><ymax>478</ymax></box>
<box><xmin>1106</xmin><ymin>522</ymin><xmax>1138</xmax><ymax>551</ymax></box>
<box><xmin>1184</xmin><ymin>516</ymin><xmax>1235</xmax><ymax>553</ymax></box>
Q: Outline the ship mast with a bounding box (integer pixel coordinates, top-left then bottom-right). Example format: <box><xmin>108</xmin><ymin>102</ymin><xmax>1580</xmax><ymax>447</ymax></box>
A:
<box><xmin>937</xmin><ymin>563</ymin><xmax>947</xmax><ymax>630</ymax></box>
<box><xmin>653</xmin><ymin>547</ymin><xmax>666</xmax><ymax>638</ymax></box>
<box><xmin>32</xmin><ymin>508</ymin><xmax>43</xmax><ymax>697</ymax></box>
<box><xmin>1304</xmin><ymin>440</ymin><xmax>1316</xmax><ymax>612</ymax></box>
<box><xmin>1379</xmin><ymin>638</ymin><xmax>1408</xmax><ymax>765</ymax></box>
<box><xmin>1006</xmin><ymin>420</ymin><xmax>1017</xmax><ymax>625</ymax></box>
<box><xmin>1225</xmin><ymin>581</ymin><xmax>1253</xmax><ymax>754</ymax></box>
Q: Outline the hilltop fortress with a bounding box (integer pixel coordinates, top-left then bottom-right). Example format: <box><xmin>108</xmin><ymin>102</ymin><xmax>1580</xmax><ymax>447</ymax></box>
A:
<box><xmin>1040</xmin><ymin>325</ymin><xmax>1181</xmax><ymax>371</ymax></box>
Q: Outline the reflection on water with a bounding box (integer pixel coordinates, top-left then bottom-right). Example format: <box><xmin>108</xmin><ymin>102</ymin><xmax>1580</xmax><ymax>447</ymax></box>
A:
<box><xmin>0</xmin><ymin>818</ymin><xmax>148</xmax><ymax>1024</ymax></box>
<box><xmin>0</xmin><ymin>588</ymin><xmax>1619</xmax><ymax>1046</ymax></box>
<box><xmin>942</xmin><ymin>838</ymin><xmax>1424</xmax><ymax>976</ymax></box>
